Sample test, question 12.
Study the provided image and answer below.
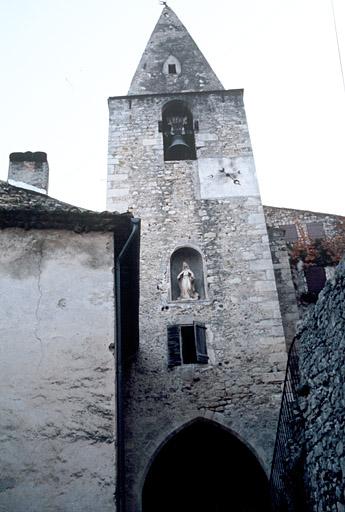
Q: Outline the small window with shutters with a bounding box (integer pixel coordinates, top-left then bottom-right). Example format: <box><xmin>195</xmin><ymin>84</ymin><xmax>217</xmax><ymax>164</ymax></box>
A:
<box><xmin>306</xmin><ymin>222</ymin><xmax>325</xmax><ymax>240</ymax></box>
<box><xmin>281</xmin><ymin>224</ymin><xmax>298</xmax><ymax>243</ymax></box>
<box><xmin>167</xmin><ymin>322</ymin><xmax>208</xmax><ymax>367</ymax></box>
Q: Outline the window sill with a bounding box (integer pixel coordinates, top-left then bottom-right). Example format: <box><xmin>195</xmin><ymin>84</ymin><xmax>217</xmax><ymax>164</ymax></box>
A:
<box><xmin>167</xmin><ymin>298</ymin><xmax>211</xmax><ymax>306</ymax></box>
<box><xmin>168</xmin><ymin>362</ymin><xmax>212</xmax><ymax>373</ymax></box>
<box><xmin>164</xmin><ymin>159</ymin><xmax>197</xmax><ymax>163</ymax></box>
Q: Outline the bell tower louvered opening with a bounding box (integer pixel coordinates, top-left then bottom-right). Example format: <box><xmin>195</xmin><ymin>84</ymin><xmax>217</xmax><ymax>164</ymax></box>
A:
<box><xmin>161</xmin><ymin>100</ymin><xmax>196</xmax><ymax>161</ymax></box>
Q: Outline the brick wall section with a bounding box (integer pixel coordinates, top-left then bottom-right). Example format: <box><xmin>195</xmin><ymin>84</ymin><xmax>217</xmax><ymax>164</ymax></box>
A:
<box><xmin>296</xmin><ymin>260</ymin><xmax>345</xmax><ymax>511</ymax></box>
<box><xmin>108</xmin><ymin>89</ymin><xmax>287</xmax><ymax>510</ymax></box>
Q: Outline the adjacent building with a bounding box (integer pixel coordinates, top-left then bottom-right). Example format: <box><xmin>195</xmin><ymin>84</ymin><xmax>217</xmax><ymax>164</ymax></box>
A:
<box><xmin>0</xmin><ymin>152</ymin><xmax>140</xmax><ymax>512</ymax></box>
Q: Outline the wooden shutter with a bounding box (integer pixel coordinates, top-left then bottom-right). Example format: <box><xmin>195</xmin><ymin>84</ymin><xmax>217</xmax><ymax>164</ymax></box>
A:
<box><xmin>304</xmin><ymin>266</ymin><xmax>326</xmax><ymax>294</ymax></box>
<box><xmin>281</xmin><ymin>224</ymin><xmax>298</xmax><ymax>242</ymax></box>
<box><xmin>306</xmin><ymin>222</ymin><xmax>325</xmax><ymax>240</ymax></box>
<box><xmin>194</xmin><ymin>322</ymin><xmax>208</xmax><ymax>364</ymax></box>
<box><xmin>167</xmin><ymin>325</ymin><xmax>181</xmax><ymax>367</ymax></box>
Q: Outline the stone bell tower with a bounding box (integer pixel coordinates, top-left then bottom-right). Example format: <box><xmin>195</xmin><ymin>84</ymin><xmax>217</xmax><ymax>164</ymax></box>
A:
<box><xmin>107</xmin><ymin>6</ymin><xmax>287</xmax><ymax>511</ymax></box>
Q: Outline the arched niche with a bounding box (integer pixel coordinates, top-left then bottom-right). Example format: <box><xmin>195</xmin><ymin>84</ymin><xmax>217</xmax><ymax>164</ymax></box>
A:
<box><xmin>161</xmin><ymin>100</ymin><xmax>196</xmax><ymax>161</ymax></box>
<box><xmin>142</xmin><ymin>418</ymin><xmax>272</xmax><ymax>512</ymax></box>
<box><xmin>162</xmin><ymin>55</ymin><xmax>181</xmax><ymax>76</ymax></box>
<box><xmin>170</xmin><ymin>246</ymin><xmax>205</xmax><ymax>301</ymax></box>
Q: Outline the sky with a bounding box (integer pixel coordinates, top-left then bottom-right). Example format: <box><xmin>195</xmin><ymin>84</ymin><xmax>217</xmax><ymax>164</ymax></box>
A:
<box><xmin>0</xmin><ymin>0</ymin><xmax>345</xmax><ymax>214</ymax></box>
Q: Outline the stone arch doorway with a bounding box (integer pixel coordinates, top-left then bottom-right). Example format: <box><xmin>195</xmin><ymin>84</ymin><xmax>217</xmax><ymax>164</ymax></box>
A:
<box><xmin>142</xmin><ymin>418</ymin><xmax>271</xmax><ymax>512</ymax></box>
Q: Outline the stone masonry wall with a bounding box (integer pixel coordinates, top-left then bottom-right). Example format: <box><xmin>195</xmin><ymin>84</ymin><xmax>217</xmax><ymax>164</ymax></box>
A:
<box><xmin>8</xmin><ymin>152</ymin><xmax>49</xmax><ymax>193</ymax></box>
<box><xmin>296</xmin><ymin>260</ymin><xmax>345</xmax><ymax>512</ymax></box>
<box><xmin>264</xmin><ymin>206</ymin><xmax>344</xmax><ymax>238</ymax></box>
<box><xmin>128</xmin><ymin>6</ymin><xmax>223</xmax><ymax>95</ymax></box>
<box><xmin>267</xmin><ymin>226</ymin><xmax>300</xmax><ymax>349</ymax></box>
<box><xmin>0</xmin><ymin>229</ymin><xmax>116</xmax><ymax>512</ymax></box>
<box><xmin>108</xmin><ymin>90</ymin><xmax>287</xmax><ymax>510</ymax></box>
<box><xmin>264</xmin><ymin>206</ymin><xmax>345</xmax><ymax>348</ymax></box>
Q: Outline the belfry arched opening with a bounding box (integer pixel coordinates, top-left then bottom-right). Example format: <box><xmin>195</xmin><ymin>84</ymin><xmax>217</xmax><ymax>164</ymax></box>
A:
<box><xmin>161</xmin><ymin>100</ymin><xmax>197</xmax><ymax>161</ymax></box>
<box><xmin>142</xmin><ymin>419</ymin><xmax>272</xmax><ymax>512</ymax></box>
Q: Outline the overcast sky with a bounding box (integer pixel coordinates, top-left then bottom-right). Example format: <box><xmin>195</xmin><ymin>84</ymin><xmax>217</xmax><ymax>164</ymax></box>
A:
<box><xmin>1</xmin><ymin>0</ymin><xmax>344</xmax><ymax>214</ymax></box>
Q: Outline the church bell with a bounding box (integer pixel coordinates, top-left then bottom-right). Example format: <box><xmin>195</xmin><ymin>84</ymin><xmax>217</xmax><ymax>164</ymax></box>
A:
<box><xmin>166</xmin><ymin>134</ymin><xmax>191</xmax><ymax>160</ymax></box>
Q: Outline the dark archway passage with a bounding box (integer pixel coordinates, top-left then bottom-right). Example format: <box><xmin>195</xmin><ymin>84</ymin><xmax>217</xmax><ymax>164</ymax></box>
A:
<box><xmin>142</xmin><ymin>419</ymin><xmax>272</xmax><ymax>512</ymax></box>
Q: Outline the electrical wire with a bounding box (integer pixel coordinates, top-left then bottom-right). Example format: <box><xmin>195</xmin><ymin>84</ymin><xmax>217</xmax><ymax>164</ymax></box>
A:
<box><xmin>331</xmin><ymin>0</ymin><xmax>345</xmax><ymax>93</ymax></box>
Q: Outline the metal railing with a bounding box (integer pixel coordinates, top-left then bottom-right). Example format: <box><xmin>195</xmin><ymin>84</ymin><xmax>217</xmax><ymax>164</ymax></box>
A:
<box><xmin>270</xmin><ymin>338</ymin><xmax>309</xmax><ymax>511</ymax></box>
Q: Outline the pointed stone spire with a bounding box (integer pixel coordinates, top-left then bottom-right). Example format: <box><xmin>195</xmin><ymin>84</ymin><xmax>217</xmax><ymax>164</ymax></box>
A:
<box><xmin>128</xmin><ymin>6</ymin><xmax>224</xmax><ymax>95</ymax></box>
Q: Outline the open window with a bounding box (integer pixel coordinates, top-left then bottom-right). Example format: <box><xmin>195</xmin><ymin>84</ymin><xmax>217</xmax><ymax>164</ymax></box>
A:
<box><xmin>167</xmin><ymin>322</ymin><xmax>208</xmax><ymax>367</ymax></box>
<box><xmin>304</xmin><ymin>265</ymin><xmax>326</xmax><ymax>294</ymax></box>
<box><xmin>300</xmin><ymin>265</ymin><xmax>326</xmax><ymax>304</ymax></box>
<box><xmin>162</xmin><ymin>55</ymin><xmax>181</xmax><ymax>76</ymax></box>
<box><xmin>161</xmin><ymin>100</ymin><xmax>197</xmax><ymax>161</ymax></box>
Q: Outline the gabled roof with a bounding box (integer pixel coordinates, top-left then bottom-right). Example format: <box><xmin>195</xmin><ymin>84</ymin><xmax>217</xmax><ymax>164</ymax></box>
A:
<box><xmin>0</xmin><ymin>179</ymin><xmax>83</xmax><ymax>213</ymax></box>
<box><xmin>0</xmin><ymin>179</ymin><xmax>133</xmax><ymax>236</ymax></box>
<box><xmin>128</xmin><ymin>6</ymin><xmax>223</xmax><ymax>95</ymax></box>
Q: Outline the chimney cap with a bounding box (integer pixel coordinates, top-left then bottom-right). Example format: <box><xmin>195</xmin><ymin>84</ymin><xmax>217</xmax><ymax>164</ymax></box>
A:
<box><xmin>9</xmin><ymin>151</ymin><xmax>47</xmax><ymax>163</ymax></box>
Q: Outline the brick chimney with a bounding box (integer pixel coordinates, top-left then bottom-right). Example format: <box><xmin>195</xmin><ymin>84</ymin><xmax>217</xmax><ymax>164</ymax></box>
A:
<box><xmin>8</xmin><ymin>152</ymin><xmax>49</xmax><ymax>194</ymax></box>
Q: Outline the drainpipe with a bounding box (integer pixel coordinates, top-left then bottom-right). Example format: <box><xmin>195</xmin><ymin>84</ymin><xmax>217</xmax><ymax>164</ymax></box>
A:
<box><xmin>115</xmin><ymin>218</ymin><xmax>140</xmax><ymax>512</ymax></box>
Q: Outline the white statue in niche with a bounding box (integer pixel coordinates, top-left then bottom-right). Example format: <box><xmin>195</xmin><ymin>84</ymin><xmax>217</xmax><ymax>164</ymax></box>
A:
<box><xmin>177</xmin><ymin>262</ymin><xmax>199</xmax><ymax>300</ymax></box>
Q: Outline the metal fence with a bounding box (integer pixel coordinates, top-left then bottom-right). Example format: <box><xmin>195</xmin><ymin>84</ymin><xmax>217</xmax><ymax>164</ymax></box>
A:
<box><xmin>270</xmin><ymin>338</ymin><xmax>309</xmax><ymax>512</ymax></box>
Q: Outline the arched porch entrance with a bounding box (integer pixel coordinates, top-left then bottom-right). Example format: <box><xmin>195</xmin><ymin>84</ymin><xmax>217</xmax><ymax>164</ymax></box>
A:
<box><xmin>142</xmin><ymin>419</ymin><xmax>271</xmax><ymax>512</ymax></box>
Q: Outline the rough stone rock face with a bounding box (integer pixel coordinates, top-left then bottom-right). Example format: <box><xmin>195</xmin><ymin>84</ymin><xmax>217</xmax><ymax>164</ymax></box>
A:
<box><xmin>0</xmin><ymin>229</ymin><xmax>116</xmax><ymax>512</ymax></box>
<box><xmin>297</xmin><ymin>260</ymin><xmax>345</xmax><ymax>512</ymax></box>
<box><xmin>108</xmin><ymin>84</ymin><xmax>287</xmax><ymax>508</ymax></box>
